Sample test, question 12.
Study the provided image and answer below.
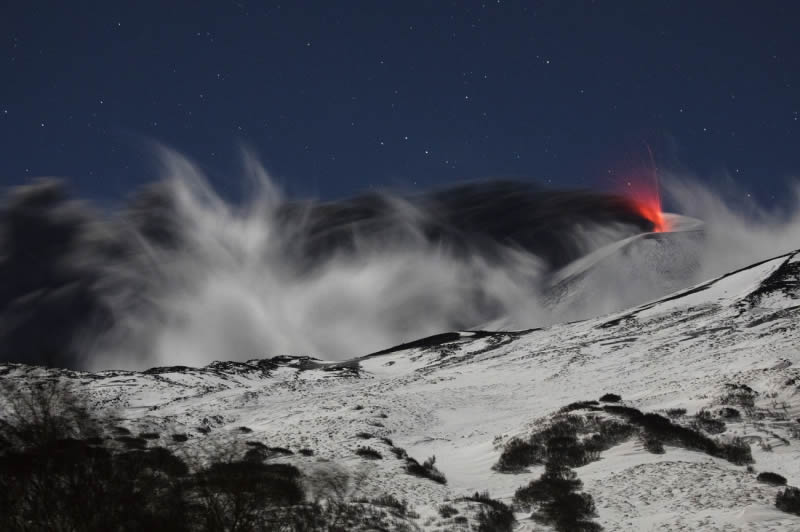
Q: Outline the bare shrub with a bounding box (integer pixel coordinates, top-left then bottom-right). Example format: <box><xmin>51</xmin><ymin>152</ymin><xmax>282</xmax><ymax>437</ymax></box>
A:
<box><xmin>694</xmin><ymin>410</ymin><xmax>726</xmax><ymax>434</ymax></box>
<box><xmin>514</xmin><ymin>463</ymin><xmax>600</xmax><ymax>531</ymax></box>
<box><xmin>464</xmin><ymin>491</ymin><xmax>515</xmax><ymax>532</ymax></box>
<box><xmin>494</xmin><ymin>437</ymin><xmax>544</xmax><ymax>472</ymax></box>
<box><xmin>406</xmin><ymin>454</ymin><xmax>447</xmax><ymax>484</ymax></box>
<box><xmin>0</xmin><ymin>380</ymin><xmax>189</xmax><ymax>531</ymax></box>
<box><xmin>721</xmin><ymin>384</ymin><xmax>756</xmax><ymax>408</ymax></box>
<box><xmin>642</xmin><ymin>435</ymin><xmax>665</xmax><ymax>454</ymax></box>
<box><xmin>390</xmin><ymin>446</ymin><xmax>408</xmax><ymax>459</ymax></box>
<box><xmin>193</xmin><ymin>460</ymin><xmax>304</xmax><ymax>530</ymax></box>
<box><xmin>0</xmin><ymin>379</ymin><xmax>422</xmax><ymax>531</ymax></box>
<box><xmin>355</xmin><ymin>446</ymin><xmax>382</xmax><ymax>459</ymax></box>
<box><xmin>603</xmin><ymin>405</ymin><xmax>753</xmax><ymax>465</ymax></box>
<box><xmin>776</xmin><ymin>486</ymin><xmax>800</xmax><ymax>516</ymax></box>
<box><xmin>438</xmin><ymin>503</ymin><xmax>459</xmax><ymax>518</ymax></box>
<box><xmin>665</xmin><ymin>408</ymin><xmax>687</xmax><ymax>418</ymax></box>
<box><xmin>495</xmin><ymin>414</ymin><xmax>634</xmax><ymax>473</ymax></box>
<box><xmin>719</xmin><ymin>407</ymin><xmax>740</xmax><ymax>419</ymax></box>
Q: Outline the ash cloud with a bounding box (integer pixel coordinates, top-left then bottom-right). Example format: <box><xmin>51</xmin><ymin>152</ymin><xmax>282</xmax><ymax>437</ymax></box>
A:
<box><xmin>0</xmin><ymin>150</ymin><xmax>654</xmax><ymax>370</ymax></box>
<box><xmin>2</xmin><ymin>149</ymin><xmax>795</xmax><ymax>371</ymax></box>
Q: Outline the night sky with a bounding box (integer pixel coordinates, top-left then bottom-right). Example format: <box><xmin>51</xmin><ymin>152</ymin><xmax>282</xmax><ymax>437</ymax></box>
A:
<box><xmin>2</xmin><ymin>1</ymin><xmax>799</xmax><ymax>206</ymax></box>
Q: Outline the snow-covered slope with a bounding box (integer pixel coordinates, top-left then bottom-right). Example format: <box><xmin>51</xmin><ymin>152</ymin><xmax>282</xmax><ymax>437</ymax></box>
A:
<box><xmin>3</xmin><ymin>249</ymin><xmax>800</xmax><ymax>530</ymax></box>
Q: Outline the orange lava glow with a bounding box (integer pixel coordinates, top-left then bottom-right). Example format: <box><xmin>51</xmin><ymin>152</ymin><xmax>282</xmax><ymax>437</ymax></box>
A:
<box><xmin>623</xmin><ymin>173</ymin><xmax>668</xmax><ymax>233</ymax></box>
<box><xmin>633</xmin><ymin>196</ymin><xmax>667</xmax><ymax>232</ymax></box>
<box><xmin>608</xmin><ymin>145</ymin><xmax>669</xmax><ymax>232</ymax></box>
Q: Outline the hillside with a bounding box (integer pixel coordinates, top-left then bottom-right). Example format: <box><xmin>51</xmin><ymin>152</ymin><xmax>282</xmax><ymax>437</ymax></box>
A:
<box><xmin>2</xmin><ymin>250</ymin><xmax>800</xmax><ymax>530</ymax></box>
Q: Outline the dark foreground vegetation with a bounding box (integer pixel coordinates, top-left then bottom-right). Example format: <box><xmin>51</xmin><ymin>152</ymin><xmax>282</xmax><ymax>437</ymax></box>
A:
<box><xmin>494</xmin><ymin>413</ymin><xmax>635</xmax><ymax>473</ymax></box>
<box><xmin>495</xmin><ymin>396</ymin><xmax>764</xmax><ymax>529</ymax></box>
<box><xmin>514</xmin><ymin>462</ymin><xmax>601</xmax><ymax>532</ymax></box>
<box><xmin>5</xmin><ymin>381</ymin><xmax>793</xmax><ymax>529</ymax></box>
<box><xmin>757</xmin><ymin>471</ymin><xmax>787</xmax><ymax>486</ymax></box>
<box><xmin>461</xmin><ymin>491</ymin><xmax>515</xmax><ymax>532</ymax></box>
<box><xmin>602</xmin><ymin>404</ymin><xmax>753</xmax><ymax>465</ymax></box>
<box><xmin>0</xmin><ymin>381</ymin><xmax>419</xmax><ymax>531</ymax></box>
<box><xmin>405</xmin><ymin>454</ymin><xmax>447</xmax><ymax>484</ymax></box>
<box><xmin>776</xmin><ymin>486</ymin><xmax>800</xmax><ymax>516</ymax></box>
<box><xmin>496</xmin><ymin>401</ymin><xmax>753</xmax><ymax>474</ymax></box>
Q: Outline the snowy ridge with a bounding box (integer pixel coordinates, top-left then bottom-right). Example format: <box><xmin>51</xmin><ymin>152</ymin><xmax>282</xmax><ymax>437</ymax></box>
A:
<box><xmin>2</xmin><ymin>249</ymin><xmax>800</xmax><ymax>530</ymax></box>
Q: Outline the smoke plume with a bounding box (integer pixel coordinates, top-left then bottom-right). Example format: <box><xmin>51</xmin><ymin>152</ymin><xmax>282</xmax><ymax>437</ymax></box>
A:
<box><xmin>0</xmin><ymin>148</ymin><xmax>797</xmax><ymax>371</ymax></box>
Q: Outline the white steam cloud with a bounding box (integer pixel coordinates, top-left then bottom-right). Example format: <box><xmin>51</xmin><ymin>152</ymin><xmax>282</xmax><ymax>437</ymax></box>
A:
<box><xmin>2</xmin><ymin>148</ymin><xmax>798</xmax><ymax>371</ymax></box>
<box><xmin>91</xmin><ymin>149</ymin><xmax>556</xmax><ymax>370</ymax></box>
<box><xmin>663</xmin><ymin>172</ymin><xmax>800</xmax><ymax>281</ymax></box>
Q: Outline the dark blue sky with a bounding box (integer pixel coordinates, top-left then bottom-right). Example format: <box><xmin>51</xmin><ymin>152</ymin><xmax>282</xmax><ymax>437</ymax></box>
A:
<box><xmin>2</xmin><ymin>1</ymin><xmax>799</xmax><ymax>206</ymax></box>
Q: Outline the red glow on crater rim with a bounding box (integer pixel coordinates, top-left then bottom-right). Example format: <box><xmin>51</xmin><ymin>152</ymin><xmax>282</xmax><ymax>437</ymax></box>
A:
<box><xmin>624</xmin><ymin>175</ymin><xmax>668</xmax><ymax>233</ymax></box>
<box><xmin>634</xmin><ymin>197</ymin><xmax>667</xmax><ymax>232</ymax></box>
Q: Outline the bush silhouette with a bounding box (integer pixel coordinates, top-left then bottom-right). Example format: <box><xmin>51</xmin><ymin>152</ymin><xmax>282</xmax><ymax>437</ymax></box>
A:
<box><xmin>194</xmin><ymin>460</ymin><xmax>304</xmax><ymax>529</ymax></box>
<box><xmin>360</xmin><ymin>494</ymin><xmax>408</xmax><ymax>515</ymax></box>
<box><xmin>599</xmin><ymin>393</ymin><xmax>621</xmax><ymax>403</ymax></box>
<box><xmin>514</xmin><ymin>463</ymin><xmax>600</xmax><ymax>531</ymax></box>
<box><xmin>465</xmin><ymin>491</ymin><xmax>515</xmax><ymax>532</ymax></box>
<box><xmin>406</xmin><ymin>455</ymin><xmax>447</xmax><ymax>484</ymax></box>
<box><xmin>694</xmin><ymin>410</ymin><xmax>726</xmax><ymax>434</ymax></box>
<box><xmin>497</xmin><ymin>401</ymin><xmax>752</xmax><ymax>481</ymax></box>
<box><xmin>355</xmin><ymin>446</ymin><xmax>382</xmax><ymax>459</ymax></box>
<box><xmin>719</xmin><ymin>407</ymin><xmax>740</xmax><ymax>419</ymax></box>
<box><xmin>602</xmin><ymin>405</ymin><xmax>752</xmax><ymax>464</ymax></box>
<box><xmin>495</xmin><ymin>413</ymin><xmax>635</xmax><ymax>473</ymax></box>
<box><xmin>776</xmin><ymin>486</ymin><xmax>800</xmax><ymax>516</ymax></box>
<box><xmin>642</xmin><ymin>435</ymin><xmax>665</xmax><ymax>454</ymax></box>
<box><xmin>494</xmin><ymin>437</ymin><xmax>545</xmax><ymax>472</ymax></box>
<box><xmin>515</xmin><ymin>465</ymin><xmax>583</xmax><ymax>509</ymax></box>
<box><xmin>390</xmin><ymin>446</ymin><xmax>408</xmax><ymax>459</ymax></box>
<box><xmin>438</xmin><ymin>503</ymin><xmax>459</xmax><ymax>517</ymax></box>
<box><xmin>721</xmin><ymin>384</ymin><xmax>756</xmax><ymax>408</ymax></box>
<box><xmin>757</xmin><ymin>471</ymin><xmax>787</xmax><ymax>486</ymax></box>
